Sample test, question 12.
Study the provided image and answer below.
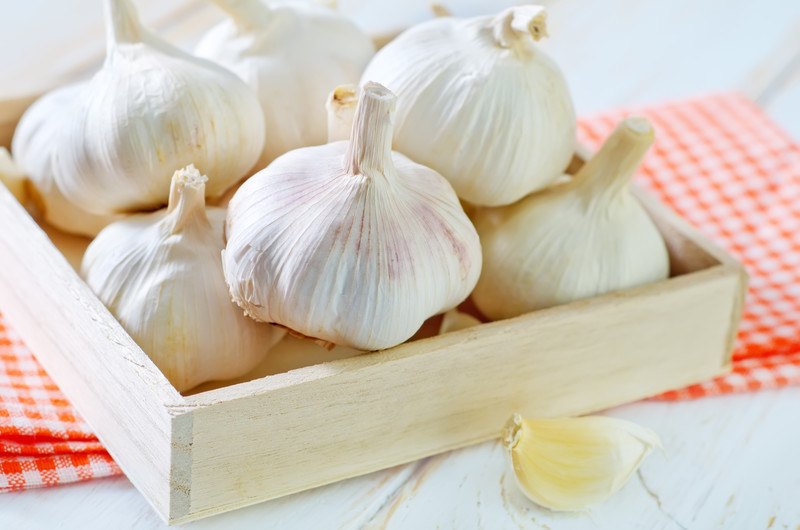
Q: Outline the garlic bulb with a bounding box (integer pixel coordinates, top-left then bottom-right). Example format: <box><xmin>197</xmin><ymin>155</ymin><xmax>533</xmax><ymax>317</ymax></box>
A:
<box><xmin>223</xmin><ymin>82</ymin><xmax>482</xmax><ymax>351</ymax></box>
<box><xmin>326</xmin><ymin>84</ymin><xmax>358</xmax><ymax>143</ymax></box>
<box><xmin>503</xmin><ymin>413</ymin><xmax>661</xmax><ymax>511</ymax></box>
<box><xmin>472</xmin><ymin>117</ymin><xmax>669</xmax><ymax>320</ymax></box>
<box><xmin>360</xmin><ymin>5</ymin><xmax>576</xmax><ymax>206</ymax></box>
<box><xmin>82</xmin><ymin>165</ymin><xmax>283</xmax><ymax>391</ymax></box>
<box><xmin>195</xmin><ymin>0</ymin><xmax>375</xmax><ymax>167</ymax></box>
<box><xmin>0</xmin><ymin>148</ymin><xmax>26</xmax><ymax>204</ymax></box>
<box><xmin>54</xmin><ymin>0</ymin><xmax>265</xmax><ymax>215</ymax></box>
<box><xmin>12</xmin><ymin>83</ymin><xmax>124</xmax><ymax>237</ymax></box>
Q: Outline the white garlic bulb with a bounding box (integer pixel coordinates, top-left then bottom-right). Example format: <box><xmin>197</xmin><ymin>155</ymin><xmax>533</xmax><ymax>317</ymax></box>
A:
<box><xmin>472</xmin><ymin>117</ymin><xmax>669</xmax><ymax>320</ymax></box>
<box><xmin>195</xmin><ymin>0</ymin><xmax>375</xmax><ymax>167</ymax></box>
<box><xmin>223</xmin><ymin>82</ymin><xmax>482</xmax><ymax>351</ymax></box>
<box><xmin>54</xmin><ymin>0</ymin><xmax>265</xmax><ymax>215</ymax></box>
<box><xmin>361</xmin><ymin>5</ymin><xmax>576</xmax><ymax>207</ymax></box>
<box><xmin>82</xmin><ymin>165</ymin><xmax>283</xmax><ymax>392</ymax></box>
<box><xmin>326</xmin><ymin>84</ymin><xmax>358</xmax><ymax>143</ymax></box>
<box><xmin>12</xmin><ymin>83</ymin><xmax>124</xmax><ymax>237</ymax></box>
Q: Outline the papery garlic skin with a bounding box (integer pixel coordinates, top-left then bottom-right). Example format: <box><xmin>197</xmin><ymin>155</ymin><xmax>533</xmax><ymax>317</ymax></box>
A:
<box><xmin>54</xmin><ymin>0</ymin><xmax>265</xmax><ymax>215</ymax></box>
<box><xmin>11</xmin><ymin>84</ymin><xmax>124</xmax><ymax>237</ymax></box>
<box><xmin>361</xmin><ymin>5</ymin><xmax>576</xmax><ymax>206</ymax></box>
<box><xmin>0</xmin><ymin>148</ymin><xmax>26</xmax><ymax>204</ymax></box>
<box><xmin>82</xmin><ymin>165</ymin><xmax>283</xmax><ymax>392</ymax></box>
<box><xmin>223</xmin><ymin>82</ymin><xmax>481</xmax><ymax>351</ymax></box>
<box><xmin>195</xmin><ymin>0</ymin><xmax>374</xmax><ymax>167</ymax></box>
<box><xmin>503</xmin><ymin>413</ymin><xmax>661</xmax><ymax>511</ymax></box>
<box><xmin>472</xmin><ymin>117</ymin><xmax>669</xmax><ymax>320</ymax></box>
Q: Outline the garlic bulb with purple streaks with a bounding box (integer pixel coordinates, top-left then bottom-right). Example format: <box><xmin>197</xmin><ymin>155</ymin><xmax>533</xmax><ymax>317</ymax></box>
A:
<box><xmin>223</xmin><ymin>82</ymin><xmax>481</xmax><ymax>350</ymax></box>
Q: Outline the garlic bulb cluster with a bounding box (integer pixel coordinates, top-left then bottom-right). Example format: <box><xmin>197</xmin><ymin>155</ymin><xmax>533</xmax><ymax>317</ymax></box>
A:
<box><xmin>223</xmin><ymin>82</ymin><xmax>482</xmax><ymax>351</ymax></box>
<box><xmin>82</xmin><ymin>165</ymin><xmax>283</xmax><ymax>391</ymax></box>
<box><xmin>472</xmin><ymin>117</ymin><xmax>669</xmax><ymax>320</ymax></box>
<box><xmin>0</xmin><ymin>148</ymin><xmax>26</xmax><ymax>204</ymax></box>
<box><xmin>195</xmin><ymin>0</ymin><xmax>375</xmax><ymax>167</ymax></box>
<box><xmin>503</xmin><ymin>413</ymin><xmax>661</xmax><ymax>511</ymax></box>
<box><xmin>54</xmin><ymin>0</ymin><xmax>265</xmax><ymax>215</ymax></box>
<box><xmin>361</xmin><ymin>5</ymin><xmax>576</xmax><ymax>207</ymax></box>
<box><xmin>12</xmin><ymin>83</ymin><xmax>124</xmax><ymax>237</ymax></box>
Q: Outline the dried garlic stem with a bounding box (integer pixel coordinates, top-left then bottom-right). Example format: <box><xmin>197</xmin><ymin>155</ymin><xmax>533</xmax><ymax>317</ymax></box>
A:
<box><xmin>211</xmin><ymin>0</ymin><xmax>272</xmax><ymax>32</ymax></box>
<box><xmin>491</xmin><ymin>5</ymin><xmax>549</xmax><ymax>48</ymax></box>
<box><xmin>105</xmin><ymin>0</ymin><xmax>144</xmax><ymax>47</ymax></box>
<box><xmin>574</xmin><ymin>116</ymin><xmax>654</xmax><ymax>200</ymax></box>
<box><xmin>165</xmin><ymin>165</ymin><xmax>210</xmax><ymax>235</ymax></box>
<box><xmin>344</xmin><ymin>82</ymin><xmax>395</xmax><ymax>176</ymax></box>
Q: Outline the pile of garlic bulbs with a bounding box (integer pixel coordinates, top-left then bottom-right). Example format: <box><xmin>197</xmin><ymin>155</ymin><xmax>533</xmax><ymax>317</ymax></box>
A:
<box><xmin>5</xmin><ymin>2</ymin><xmax>670</xmax><ymax>395</ymax></box>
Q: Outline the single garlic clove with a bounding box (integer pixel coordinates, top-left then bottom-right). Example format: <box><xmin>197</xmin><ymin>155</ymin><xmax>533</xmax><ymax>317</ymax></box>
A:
<box><xmin>82</xmin><ymin>165</ymin><xmax>284</xmax><ymax>392</ymax></box>
<box><xmin>0</xmin><ymin>147</ymin><xmax>27</xmax><ymax>204</ymax></box>
<box><xmin>54</xmin><ymin>0</ymin><xmax>265</xmax><ymax>215</ymax></box>
<box><xmin>195</xmin><ymin>0</ymin><xmax>375</xmax><ymax>167</ymax></box>
<box><xmin>326</xmin><ymin>84</ymin><xmax>358</xmax><ymax>143</ymax></box>
<box><xmin>11</xmin><ymin>83</ymin><xmax>125</xmax><ymax>237</ymax></box>
<box><xmin>471</xmin><ymin>117</ymin><xmax>669</xmax><ymax>320</ymax></box>
<box><xmin>503</xmin><ymin>413</ymin><xmax>661</xmax><ymax>511</ymax></box>
<box><xmin>438</xmin><ymin>309</ymin><xmax>481</xmax><ymax>334</ymax></box>
<box><xmin>360</xmin><ymin>4</ymin><xmax>576</xmax><ymax>206</ymax></box>
<box><xmin>223</xmin><ymin>82</ymin><xmax>482</xmax><ymax>351</ymax></box>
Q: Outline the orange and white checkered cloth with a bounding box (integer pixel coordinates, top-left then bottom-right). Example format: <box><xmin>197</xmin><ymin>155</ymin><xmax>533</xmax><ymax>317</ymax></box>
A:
<box><xmin>1</xmin><ymin>93</ymin><xmax>799</xmax><ymax>490</ymax></box>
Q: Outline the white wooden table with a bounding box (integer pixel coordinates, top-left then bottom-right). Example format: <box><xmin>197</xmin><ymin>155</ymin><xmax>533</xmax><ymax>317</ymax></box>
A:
<box><xmin>2</xmin><ymin>1</ymin><xmax>800</xmax><ymax>528</ymax></box>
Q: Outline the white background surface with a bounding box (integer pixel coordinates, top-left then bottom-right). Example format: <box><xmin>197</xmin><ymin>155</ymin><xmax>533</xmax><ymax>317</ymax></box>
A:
<box><xmin>1</xmin><ymin>1</ymin><xmax>800</xmax><ymax>529</ymax></box>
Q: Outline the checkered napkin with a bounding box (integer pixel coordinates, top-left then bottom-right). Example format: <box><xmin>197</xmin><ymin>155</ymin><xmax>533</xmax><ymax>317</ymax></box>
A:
<box><xmin>0</xmin><ymin>318</ymin><xmax>120</xmax><ymax>490</ymax></box>
<box><xmin>1</xmin><ymin>93</ymin><xmax>798</xmax><ymax>490</ymax></box>
<box><xmin>577</xmin><ymin>93</ymin><xmax>800</xmax><ymax>399</ymax></box>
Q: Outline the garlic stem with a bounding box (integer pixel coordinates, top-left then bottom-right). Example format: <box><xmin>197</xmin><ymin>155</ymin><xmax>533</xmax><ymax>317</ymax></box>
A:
<box><xmin>344</xmin><ymin>82</ymin><xmax>395</xmax><ymax>177</ymax></box>
<box><xmin>165</xmin><ymin>165</ymin><xmax>209</xmax><ymax>235</ymax></box>
<box><xmin>491</xmin><ymin>5</ymin><xmax>548</xmax><ymax>49</ymax></box>
<box><xmin>210</xmin><ymin>0</ymin><xmax>272</xmax><ymax>33</ymax></box>
<box><xmin>105</xmin><ymin>0</ymin><xmax>144</xmax><ymax>48</ymax></box>
<box><xmin>326</xmin><ymin>84</ymin><xmax>358</xmax><ymax>143</ymax></box>
<box><xmin>573</xmin><ymin>116</ymin><xmax>654</xmax><ymax>201</ymax></box>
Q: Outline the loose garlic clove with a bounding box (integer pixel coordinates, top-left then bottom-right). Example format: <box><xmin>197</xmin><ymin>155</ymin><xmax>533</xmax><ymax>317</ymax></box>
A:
<box><xmin>82</xmin><ymin>165</ymin><xmax>283</xmax><ymax>392</ymax></box>
<box><xmin>472</xmin><ymin>117</ymin><xmax>669</xmax><ymax>320</ymax></box>
<box><xmin>11</xmin><ymin>83</ymin><xmax>125</xmax><ymax>237</ymax></box>
<box><xmin>0</xmin><ymin>148</ymin><xmax>26</xmax><ymax>204</ymax></box>
<box><xmin>54</xmin><ymin>0</ymin><xmax>265</xmax><ymax>215</ymax></box>
<box><xmin>361</xmin><ymin>5</ymin><xmax>576</xmax><ymax>206</ymax></box>
<box><xmin>503</xmin><ymin>413</ymin><xmax>661</xmax><ymax>511</ymax></box>
<box><xmin>223</xmin><ymin>82</ymin><xmax>482</xmax><ymax>351</ymax></box>
<box><xmin>195</xmin><ymin>0</ymin><xmax>375</xmax><ymax>168</ymax></box>
<box><xmin>439</xmin><ymin>309</ymin><xmax>481</xmax><ymax>334</ymax></box>
<box><xmin>326</xmin><ymin>84</ymin><xmax>358</xmax><ymax>143</ymax></box>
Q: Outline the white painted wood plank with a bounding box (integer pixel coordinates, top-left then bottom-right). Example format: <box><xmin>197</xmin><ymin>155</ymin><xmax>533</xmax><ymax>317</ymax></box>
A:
<box><xmin>539</xmin><ymin>0</ymin><xmax>800</xmax><ymax>115</ymax></box>
<box><xmin>761</xmin><ymin>57</ymin><xmax>800</xmax><ymax>140</ymax></box>
<box><xmin>366</xmin><ymin>388</ymin><xmax>800</xmax><ymax>530</ymax></box>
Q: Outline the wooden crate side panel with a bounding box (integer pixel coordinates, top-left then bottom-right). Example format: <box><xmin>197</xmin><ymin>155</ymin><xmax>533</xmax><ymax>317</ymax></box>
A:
<box><xmin>0</xmin><ymin>188</ymin><xmax>179</xmax><ymax>519</ymax></box>
<box><xmin>177</xmin><ymin>267</ymin><xmax>742</xmax><ymax>522</ymax></box>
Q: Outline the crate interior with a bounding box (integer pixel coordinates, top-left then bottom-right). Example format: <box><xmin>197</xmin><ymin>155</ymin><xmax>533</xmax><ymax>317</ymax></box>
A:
<box><xmin>31</xmin><ymin>174</ymin><xmax>724</xmax><ymax>398</ymax></box>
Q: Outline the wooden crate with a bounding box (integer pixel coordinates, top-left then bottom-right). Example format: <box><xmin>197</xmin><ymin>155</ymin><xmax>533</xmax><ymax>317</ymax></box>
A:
<box><xmin>0</xmin><ymin>151</ymin><xmax>746</xmax><ymax>523</ymax></box>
